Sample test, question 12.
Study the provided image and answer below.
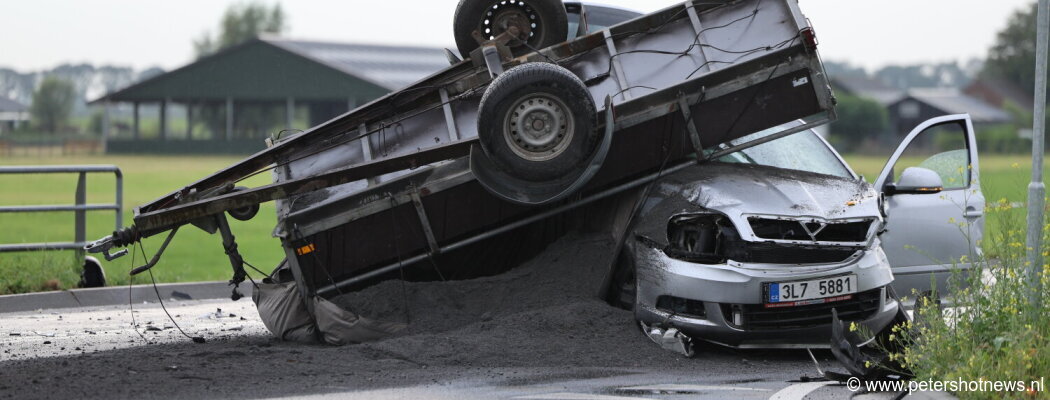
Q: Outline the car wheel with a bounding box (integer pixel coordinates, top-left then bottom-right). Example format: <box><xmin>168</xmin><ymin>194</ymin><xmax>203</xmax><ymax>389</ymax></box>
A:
<box><xmin>610</xmin><ymin>250</ymin><xmax>636</xmax><ymax>310</ymax></box>
<box><xmin>453</xmin><ymin>0</ymin><xmax>569</xmax><ymax>59</ymax></box>
<box><xmin>477</xmin><ymin>62</ymin><xmax>598</xmax><ymax>182</ymax></box>
<box><xmin>617</xmin><ymin>270</ymin><xmax>636</xmax><ymax>310</ymax></box>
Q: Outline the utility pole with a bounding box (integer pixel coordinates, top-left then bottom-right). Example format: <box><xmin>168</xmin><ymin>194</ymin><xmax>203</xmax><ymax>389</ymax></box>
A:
<box><xmin>1025</xmin><ymin>0</ymin><xmax>1049</xmax><ymax>309</ymax></box>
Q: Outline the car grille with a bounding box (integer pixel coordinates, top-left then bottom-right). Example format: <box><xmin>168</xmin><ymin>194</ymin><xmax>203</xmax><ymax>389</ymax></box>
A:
<box><xmin>748</xmin><ymin>218</ymin><xmax>873</xmax><ymax>243</ymax></box>
<box><xmin>720</xmin><ymin>288</ymin><xmax>882</xmax><ymax>330</ymax></box>
<box><xmin>664</xmin><ymin>213</ymin><xmax>868</xmax><ymax>265</ymax></box>
<box><xmin>733</xmin><ymin>243</ymin><xmax>862</xmax><ymax>264</ymax></box>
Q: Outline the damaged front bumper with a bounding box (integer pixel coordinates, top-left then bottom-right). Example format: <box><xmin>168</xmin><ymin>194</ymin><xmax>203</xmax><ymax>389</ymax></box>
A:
<box><xmin>634</xmin><ymin>244</ymin><xmax>898</xmax><ymax>349</ymax></box>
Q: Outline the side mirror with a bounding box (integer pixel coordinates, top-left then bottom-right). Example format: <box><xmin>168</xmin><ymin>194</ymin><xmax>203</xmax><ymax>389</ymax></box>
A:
<box><xmin>884</xmin><ymin>167</ymin><xmax>944</xmax><ymax>196</ymax></box>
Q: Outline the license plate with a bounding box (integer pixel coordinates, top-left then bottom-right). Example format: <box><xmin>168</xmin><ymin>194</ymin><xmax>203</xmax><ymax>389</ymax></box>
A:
<box><xmin>765</xmin><ymin>274</ymin><xmax>857</xmax><ymax>307</ymax></box>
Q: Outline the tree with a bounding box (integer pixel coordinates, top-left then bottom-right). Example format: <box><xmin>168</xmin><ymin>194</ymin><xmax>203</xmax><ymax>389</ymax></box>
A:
<box><xmin>823</xmin><ymin>61</ymin><xmax>869</xmax><ymax>79</ymax></box>
<box><xmin>829</xmin><ymin>95</ymin><xmax>889</xmax><ymax>152</ymax></box>
<box><xmin>29</xmin><ymin>77</ymin><xmax>76</xmax><ymax>134</ymax></box>
<box><xmin>982</xmin><ymin>2</ymin><xmax>1041</xmax><ymax>95</ymax></box>
<box><xmin>194</xmin><ymin>2</ymin><xmax>286</xmax><ymax>57</ymax></box>
<box><xmin>982</xmin><ymin>2</ymin><xmax>1050</xmax><ymax>150</ymax></box>
<box><xmin>875</xmin><ymin>62</ymin><xmax>973</xmax><ymax>90</ymax></box>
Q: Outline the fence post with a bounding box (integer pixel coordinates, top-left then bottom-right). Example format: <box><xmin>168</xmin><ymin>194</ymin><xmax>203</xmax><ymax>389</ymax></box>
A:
<box><xmin>75</xmin><ymin>172</ymin><xmax>86</xmax><ymax>263</ymax></box>
<box><xmin>115</xmin><ymin>170</ymin><xmax>123</xmax><ymax>231</ymax></box>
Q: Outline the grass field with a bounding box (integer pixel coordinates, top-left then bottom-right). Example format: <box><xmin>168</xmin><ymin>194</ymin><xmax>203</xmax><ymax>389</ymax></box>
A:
<box><xmin>0</xmin><ymin>152</ymin><xmax>1044</xmax><ymax>294</ymax></box>
<box><xmin>0</xmin><ymin>155</ymin><xmax>285</xmax><ymax>293</ymax></box>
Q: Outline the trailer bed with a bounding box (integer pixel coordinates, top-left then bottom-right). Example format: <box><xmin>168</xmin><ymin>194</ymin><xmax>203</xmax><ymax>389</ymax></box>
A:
<box><xmin>90</xmin><ymin>0</ymin><xmax>836</xmax><ymax>302</ymax></box>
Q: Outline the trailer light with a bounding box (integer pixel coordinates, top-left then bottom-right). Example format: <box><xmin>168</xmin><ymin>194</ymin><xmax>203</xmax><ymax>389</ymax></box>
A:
<box><xmin>800</xmin><ymin>27</ymin><xmax>818</xmax><ymax>52</ymax></box>
<box><xmin>296</xmin><ymin>243</ymin><xmax>316</xmax><ymax>256</ymax></box>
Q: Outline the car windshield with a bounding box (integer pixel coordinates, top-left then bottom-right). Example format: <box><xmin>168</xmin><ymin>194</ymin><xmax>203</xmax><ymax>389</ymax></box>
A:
<box><xmin>713</xmin><ymin>125</ymin><xmax>854</xmax><ymax>179</ymax></box>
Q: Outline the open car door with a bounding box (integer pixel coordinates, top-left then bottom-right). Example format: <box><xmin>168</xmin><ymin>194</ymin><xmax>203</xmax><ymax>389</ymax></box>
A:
<box><xmin>874</xmin><ymin>114</ymin><xmax>985</xmax><ymax>299</ymax></box>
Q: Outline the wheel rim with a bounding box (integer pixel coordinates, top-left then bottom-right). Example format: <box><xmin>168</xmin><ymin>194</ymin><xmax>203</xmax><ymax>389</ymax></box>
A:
<box><xmin>479</xmin><ymin>0</ymin><xmax>544</xmax><ymax>49</ymax></box>
<box><xmin>504</xmin><ymin>93</ymin><xmax>574</xmax><ymax>162</ymax></box>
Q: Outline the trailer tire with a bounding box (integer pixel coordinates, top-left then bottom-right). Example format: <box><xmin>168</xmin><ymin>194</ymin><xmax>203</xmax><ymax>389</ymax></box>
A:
<box><xmin>477</xmin><ymin>62</ymin><xmax>597</xmax><ymax>182</ymax></box>
<box><xmin>77</xmin><ymin>256</ymin><xmax>106</xmax><ymax>288</ymax></box>
<box><xmin>454</xmin><ymin>0</ymin><xmax>569</xmax><ymax>59</ymax></box>
<box><xmin>228</xmin><ymin>186</ymin><xmax>260</xmax><ymax>221</ymax></box>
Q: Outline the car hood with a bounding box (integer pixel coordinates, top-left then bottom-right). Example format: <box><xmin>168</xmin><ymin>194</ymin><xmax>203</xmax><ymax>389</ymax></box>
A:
<box><xmin>633</xmin><ymin>162</ymin><xmax>881</xmax><ymax>246</ymax></box>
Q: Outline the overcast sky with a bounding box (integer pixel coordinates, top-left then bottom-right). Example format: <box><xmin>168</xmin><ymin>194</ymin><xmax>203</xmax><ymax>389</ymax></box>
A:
<box><xmin>0</xmin><ymin>0</ymin><xmax>1034</xmax><ymax>73</ymax></box>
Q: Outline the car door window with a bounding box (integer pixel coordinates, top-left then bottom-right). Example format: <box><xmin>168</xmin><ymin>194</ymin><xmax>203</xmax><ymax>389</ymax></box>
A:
<box><xmin>888</xmin><ymin>121</ymin><xmax>971</xmax><ymax>190</ymax></box>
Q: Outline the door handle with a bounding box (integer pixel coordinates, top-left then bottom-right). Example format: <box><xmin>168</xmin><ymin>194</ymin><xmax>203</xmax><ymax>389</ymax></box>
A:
<box><xmin>964</xmin><ymin>207</ymin><xmax>983</xmax><ymax>218</ymax></box>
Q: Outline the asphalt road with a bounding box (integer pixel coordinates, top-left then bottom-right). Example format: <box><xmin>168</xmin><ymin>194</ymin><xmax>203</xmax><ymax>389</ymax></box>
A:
<box><xmin>0</xmin><ymin>298</ymin><xmax>913</xmax><ymax>400</ymax></box>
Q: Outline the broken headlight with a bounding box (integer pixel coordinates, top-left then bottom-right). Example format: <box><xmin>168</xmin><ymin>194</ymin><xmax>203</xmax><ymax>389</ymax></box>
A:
<box><xmin>664</xmin><ymin>212</ymin><xmax>731</xmax><ymax>264</ymax></box>
<box><xmin>664</xmin><ymin>213</ymin><xmax>861</xmax><ymax>265</ymax></box>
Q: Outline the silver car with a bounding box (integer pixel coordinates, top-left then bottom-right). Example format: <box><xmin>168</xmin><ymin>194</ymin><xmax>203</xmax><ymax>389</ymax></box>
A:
<box><xmin>612</xmin><ymin>115</ymin><xmax>984</xmax><ymax>351</ymax></box>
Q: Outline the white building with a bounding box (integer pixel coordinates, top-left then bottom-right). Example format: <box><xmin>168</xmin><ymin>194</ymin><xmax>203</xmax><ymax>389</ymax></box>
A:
<box><xmin>0</xmin><ymin>97</ymin><xmax>29</xmax><ymax>135</ymax></box>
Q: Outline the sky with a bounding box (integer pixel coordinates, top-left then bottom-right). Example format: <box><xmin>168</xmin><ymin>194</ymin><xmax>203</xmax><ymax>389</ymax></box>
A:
<box><xmin>0</xmin><ymin>0</ymin><xmax>1035</xmax><ymax>73</ymax></box>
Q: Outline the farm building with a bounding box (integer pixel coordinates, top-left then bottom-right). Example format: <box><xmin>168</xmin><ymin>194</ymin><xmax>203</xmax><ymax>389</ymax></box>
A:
<box><xmin>0</xmin><ymin>97</ymin><xmax>29</xmax><ymax>135</ymax></box>
<box><xmin>92</xmin><ymin>36</ymin><xmax>450</xmax><ymax>154</ymax></box>
<box><xmin>830</xmin><ymin>75</ymin><xmax>903</xmax><ymax>107</ymax></box>
<box><xmin>888</xmin><ymin>88</ymin><xmax>1013</xmax><ymax>136</ymax></box>
<box><xmin>964</xmin><ymin>77</ymin><xmax>1034</xmax><ymax>114</ymax></box>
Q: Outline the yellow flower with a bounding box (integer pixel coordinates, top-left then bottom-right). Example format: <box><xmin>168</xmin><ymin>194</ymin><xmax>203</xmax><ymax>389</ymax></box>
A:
<box><xmin>850</xmin><ymin>322</ymin><xmax>858</xmax><ymax>332</ymax></box>
<box><xmin>1012</xmin><ymin>162</ymin><xmax>1020</xmax><ymax>169</ymax></box>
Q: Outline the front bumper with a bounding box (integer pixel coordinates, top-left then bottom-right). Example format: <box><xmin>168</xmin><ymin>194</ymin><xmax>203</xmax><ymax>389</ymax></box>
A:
<box><xmin>633</xmin><ymin>244</ymin><xmax>898</xmax><ymax>348</ymax></box>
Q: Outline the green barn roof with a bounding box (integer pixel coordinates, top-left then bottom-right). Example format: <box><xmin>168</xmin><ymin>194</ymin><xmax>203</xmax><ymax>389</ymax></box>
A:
<box><xmin>93</xmin><ymin>37</ymin><xmax>450</xmax><ymax>103</ymax></box>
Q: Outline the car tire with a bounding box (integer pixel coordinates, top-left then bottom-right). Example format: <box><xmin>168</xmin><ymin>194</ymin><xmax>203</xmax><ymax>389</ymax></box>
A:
<box><xmin>454</xmin><ymin>0</ymin><xmax>569</xmax><ymax>59</ymax></box>
<box><xmin>609</xmin><ymin>250</ymin><xmax>636</xmax><ymax>310</ymax></box>
<box><xmin>477</xmin><ymin>62</ymin><xmax>597</xmax><ymax>182</ymax></box>
<box><xmin>616</xmin><ymin>268</ymin><xmax>637</xmax><ymax>311</ymax></box>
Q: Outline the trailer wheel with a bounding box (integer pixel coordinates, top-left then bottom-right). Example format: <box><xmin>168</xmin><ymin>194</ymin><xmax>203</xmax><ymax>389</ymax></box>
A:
<box><xmin>454</xmin><ymin>0</ymin><xmax>569</xmax><ymax>59</ymax></box>
<box><xmin>228</xmin><ymin>186</ymin><xmax>260</xmax><ymax>221</ymax></box>
<box><xmin>77</xmin><ymin>256</ymin><xmax>106</xmax><ymax>288</ymax></box>
<box><xmin>477</xmin><ymin>62</ymin><xmax>597</xmax><ymax>182</ymax></box>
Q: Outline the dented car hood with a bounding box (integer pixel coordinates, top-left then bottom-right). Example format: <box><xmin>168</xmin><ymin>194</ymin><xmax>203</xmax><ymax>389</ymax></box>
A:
<box><xmin>633</xmin><ymin>162</ymin><xmax>883</xmax><ymax>247</ymax></box>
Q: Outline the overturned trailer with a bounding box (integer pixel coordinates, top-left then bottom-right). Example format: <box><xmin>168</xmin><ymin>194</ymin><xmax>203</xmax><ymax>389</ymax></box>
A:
<box><xmin>88</xmin><ymin>0</ymin><xmax>836</xmax><ymax>341</ymax></box>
